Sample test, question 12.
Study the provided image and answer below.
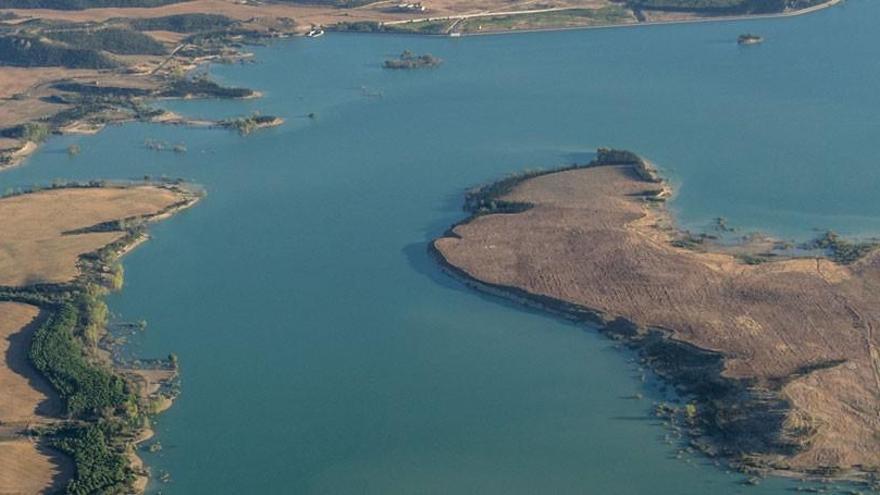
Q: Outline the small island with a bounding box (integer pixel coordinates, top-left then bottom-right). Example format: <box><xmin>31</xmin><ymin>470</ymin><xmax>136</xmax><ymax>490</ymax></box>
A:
<box><xmin>433</xmin><ymin>149</ymin><xmax>880</xmax><ymax>480</ymax></box>
<box><xmin>383</xmin><ymin>50</ymin><xmax>443</xmax><ymax>70</ymax></box>
<box><xmin>738</xmin><ymin>33</ymin><xmax>764</xmax><ymax>45</ymax></box>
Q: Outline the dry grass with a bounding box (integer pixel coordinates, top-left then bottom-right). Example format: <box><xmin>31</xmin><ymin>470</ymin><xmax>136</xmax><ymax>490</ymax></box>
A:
<box><xmin>0</xmin><ymin>438</ymin><xmax>73</xmax><ymax>495</ymax></box>
<box><xmin>2</xmin><ymin>0</ymin><xmax>621</xmax><ymax>31</ymax></box>
<box><xmin>0</xmin><ymin>302</ymin><xmax>60</xmax><ymax>425</ymax></box>
<box><xmin>0</xmin><ymin>67</ymin><xmax>96</xmax><ymax>100</ymax></box>
<box><xmin>435</xmin><ymin>164</ymin><xmax>880</xmax><ymax>472</ymax></box>
<box><xmin>0</xmin><ymin>186</ymin><xmax>184</xmax><ymax>287</ymax></box>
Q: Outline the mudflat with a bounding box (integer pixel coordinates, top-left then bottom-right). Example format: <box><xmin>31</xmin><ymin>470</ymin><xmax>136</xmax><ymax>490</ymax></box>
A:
<box><xmin>434</xmin><ymin>162</ymin><xmax>880</xmax><ymax>474</ymax></box>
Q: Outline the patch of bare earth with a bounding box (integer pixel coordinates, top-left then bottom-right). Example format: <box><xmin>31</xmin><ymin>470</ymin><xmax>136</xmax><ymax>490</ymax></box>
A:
<box><xmin>0</xmin><ymin>186</ymin><xmax>185</xmax><ymax>287</ymax></box>
<box><xmin>0</xmin><ymin>438</ymin><xmax>73</xmax><ymax>495</ymax></box>
<box><xmin>433</xmin><ymin>164</ymin><xmax>880</xmax><ymax>475</ymax></box>
<box><xmin>0</xmin><ymin>302</ymin><xmax>70</xmax><ymax>495</ymax></box>
<box><xmin>0</xmin><ymin>302</ymin><xmax>59</xmax><ymax>425</ymax></box>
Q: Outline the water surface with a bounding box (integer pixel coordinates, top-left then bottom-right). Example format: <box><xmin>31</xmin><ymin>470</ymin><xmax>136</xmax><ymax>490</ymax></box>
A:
<box><xmin>3</xmin><ymin>2</ymin><xmax>878</xmax><ymax>492</ymax></box>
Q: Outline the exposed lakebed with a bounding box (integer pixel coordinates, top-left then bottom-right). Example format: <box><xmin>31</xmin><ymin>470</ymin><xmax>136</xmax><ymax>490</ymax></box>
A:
<box><xmin>2</xmin><ymin>2</ymin><xmax>879</xmax><ymax>492</ymax></box>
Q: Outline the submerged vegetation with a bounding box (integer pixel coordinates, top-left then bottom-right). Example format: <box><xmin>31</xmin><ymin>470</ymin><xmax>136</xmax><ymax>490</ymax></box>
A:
<box><xmin>807</xmin><ymin>231</ymin><xmax>879</xmax><ymax>265</ymax></box>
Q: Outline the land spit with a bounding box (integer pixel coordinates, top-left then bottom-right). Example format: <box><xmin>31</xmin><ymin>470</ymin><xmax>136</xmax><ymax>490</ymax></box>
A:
<box><xmin>432</xmin><ymin>151</ymin><xmax>880</xmax><ymax>480</ymax></box>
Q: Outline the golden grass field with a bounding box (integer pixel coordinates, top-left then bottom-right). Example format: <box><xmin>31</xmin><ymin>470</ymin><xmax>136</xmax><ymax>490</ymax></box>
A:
<box><xmin>435</xmin><ymin>164</ymin><xmax>880</xmax><ymax>473</ymax></box>
<box><xmin>0</xmin><ymin>302</ymin><xmax>68</xmax><ymax>495</ymax></box>
<box><xmin>0</xmin><ymin>186</ymin><xmax>184</xmax><ymax>287</ymax></box>
<box><xmin>0</xmin><ymin>302</ymin><xmax>58</xmax><ymax>425</ymax></box>
<box><xmin>0</xmin><ymin>301</ymin><xmax>70</xmax><ymax>495</ymax></box>
<box><xmin>0</xmin><ymin>438</ymin><xmax>73</xmax><ymax>495</ymax></box>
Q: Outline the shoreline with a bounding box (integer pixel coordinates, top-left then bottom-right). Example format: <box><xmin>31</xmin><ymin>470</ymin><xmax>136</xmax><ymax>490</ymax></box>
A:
<box><xmin>453</xmin><ymin>0</ymin><xmax>844</xmax><ymax>37</ymax></box>
<box><xmin>336</xmin><ymin>0</ymin><xmax>842</xmax><ymax>37</ymax></box>
<box><xmin>0</xmin><ymin>182</ymin><xmax>201</xmax><ymax>494</ymax></box>
<box><xmin>0</xmin><ymin>0</ymin><xmax>845</xmax><ymax>169</ymax></box>
<box><xmin>431</xmin><ymin>152</ymin><xmax>880</xmax><ymax>484</ymax></box>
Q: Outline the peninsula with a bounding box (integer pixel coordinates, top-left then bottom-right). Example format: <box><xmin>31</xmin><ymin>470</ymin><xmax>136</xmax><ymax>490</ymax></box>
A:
<box><xmin>432</xmin><ymin>150</ymin><xmax>880</xmax><ymax>480</ymax></box>
<box><xmin>0</xmin><ymin>182</ymin><xmax>200</xmax><ymax>494</ymax></box>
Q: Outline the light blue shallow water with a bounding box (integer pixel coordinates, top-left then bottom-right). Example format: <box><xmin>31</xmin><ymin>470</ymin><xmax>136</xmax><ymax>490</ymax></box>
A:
<box><xmin>3</xmin><ymin>2</ymin><xmax>879</xmax><ymax>492</ymax></box>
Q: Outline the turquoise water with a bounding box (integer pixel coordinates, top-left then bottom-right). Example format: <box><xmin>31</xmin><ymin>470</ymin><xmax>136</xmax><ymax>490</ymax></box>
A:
<box><xmin>3</xmin><ymin>2</ymin><xmax>878</xmax><ymax>492</ymax></box>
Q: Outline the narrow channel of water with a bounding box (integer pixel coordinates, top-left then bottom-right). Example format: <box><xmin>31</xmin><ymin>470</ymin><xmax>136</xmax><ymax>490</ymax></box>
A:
<box><xmin>3</xmin><ymin>2</ymin><xmax>877</xmax><ymax>492</ymax></box>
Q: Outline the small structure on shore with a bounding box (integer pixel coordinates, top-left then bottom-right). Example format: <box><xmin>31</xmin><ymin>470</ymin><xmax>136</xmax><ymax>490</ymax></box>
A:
<box><xmin>383</xmin><ymin>50</ymin><xmax>442</xmax><ymax>70</ymax></box>
<box><xmin>391</xmin><ymin>2</ymin><xmax>426</xmax><ymax>12</ymax></box>
<box><xmin>737</xmin><ymin>33</ymin><xmax>764</xmax><ymax>45</ymax></box>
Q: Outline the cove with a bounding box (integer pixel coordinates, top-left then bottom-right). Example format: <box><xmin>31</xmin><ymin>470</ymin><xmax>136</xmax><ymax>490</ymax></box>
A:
<box><xmin>2</xmin><ymin>1</ymin><xmax>877</xmax><ymax>492</ymax></box>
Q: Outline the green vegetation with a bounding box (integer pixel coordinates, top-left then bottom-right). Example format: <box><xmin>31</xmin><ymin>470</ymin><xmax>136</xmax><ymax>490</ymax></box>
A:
<box><xmin>1</xmin><ymin>183</ymin><xmax>200</xmax><ymax>494</ymax></box>
<box><xmin>626</xmin><ymin>0</ymin><xmax>825</xmax><ymax>14</ymax></box>
<box><xmin>160</xmin><ymin>76</ymin><xmax>254</xmax><ymax>99</ymax></box>
<box><xmin>29</xmin><ymin>301</ymin><xmax>133</xmax><ymax>418</ymax></box>
<box><xmin>593</xmin><ymin>147</ymin><xmax>642</xmax><ymax>165</ymax></box>
<box><xmin>459</xmin><ymin>6</ymin><xmax>631</xmax><ymax>32</ymax></box>
<box><xmin>808</xmin><ymin>231</ymin><xmax>879</xmax><ymax>265</ymax></box>
<box><xmin>2</xmin><ymin>0</ymin><xmax>185</xmax><ymax>10</ymax></box>
<box><xmin>331</xmin><ymin>20</ymin><xmax>450</xmax><ymax>34</ymax></box>
<box><xmin>52</xmin><ymin>423</ymin><xmax>132</xmax><ymax>495</ymax></box>
<box><xmin>464</xmin><ymin>148</ymin><xmax>648</xmax><ymax>215</ymax></box>
<box><xmin>221</xmin><ymin>114</ymin><xmax>282</xmax><ymax>135</ymax></box>
<box><xmin>53</xmin><ymin>82</ymin><xmax>151</xmax><ymax>98</ymax></box>
<box><xmin>384</xmin><ymin>20</ymin><xmax>450</xmax><ymax>34</ymax></box>
<box><xmin>1</xmin><ymin>122</ymin><xmax>51</xmax><ymax>143</ymax></box>
<box><xmin>129</xmin><ymin>13</ymin><xmax>234</xmax><ymax>33</ymax></box>
<box><xmin>383</xmin><ymin>50</ymin><xmax>442</xmax><ymax>69</ymax></box>
<box><xmin>737</xmin><ymin>33</ymin><xmax>764</xmax><ymax>44</ymax></box>
<box><xmin>275</xmin><ymin>0</ymin><xmax>376</xmax><ymax>7</ymax></box>
<box><xmin>45</xmin><ymin>28</ymin><xmax>167</xmax><ymax>56</ymax></box>
<box><xmin>0</xmin><ymin>36</ymin><xmax>118</xmax><ymax>69</ymax></box>
<box><xmin>330</xmin><ymin>21</ymin><xmax>386</xmax><ymax>33</ymax></box>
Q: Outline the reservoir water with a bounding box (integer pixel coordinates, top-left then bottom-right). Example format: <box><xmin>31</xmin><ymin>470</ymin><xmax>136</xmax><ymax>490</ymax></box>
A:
<box><xmin>3</xmin><ymin>1</ymin><xmax>878</xmax><ymax>492</ymax></box>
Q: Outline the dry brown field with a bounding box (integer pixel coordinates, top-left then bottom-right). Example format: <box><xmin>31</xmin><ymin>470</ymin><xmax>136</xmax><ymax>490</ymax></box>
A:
<box><xmin>0</xmin><ymin>438</ymin><xmax>73</xmax><ymax>495</ymax></box>
<box><xmin>0</xmin><ymin>186</ymin><xmax>184</xmax><ymax>287</ymax></box>
<box><xmin>0</xmin><ymin>302</ymin><xmax>59</xmax><ymax>425</ymax></box>
<box><xmin>2</xmin><ymin>0</ymin><xmax>619</xmax><ymax>30</ymax></box>
<box><xmin>435</xmin><ymin>164</ymin><xmax>880</xmax><ymax>472</ymax></box>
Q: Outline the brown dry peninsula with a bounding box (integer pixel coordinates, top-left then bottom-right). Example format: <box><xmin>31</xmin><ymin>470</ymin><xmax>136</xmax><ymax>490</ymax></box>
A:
<box><xmin>432</xmin><ymin>150</ymin><xmax>880</xmax><ymax>479</ymax></box>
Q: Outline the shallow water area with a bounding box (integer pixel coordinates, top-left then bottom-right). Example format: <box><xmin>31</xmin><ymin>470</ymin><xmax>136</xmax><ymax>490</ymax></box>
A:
<box><xmin>3</xmin><ymin>2</ymin><xmax>879</xmax><ymax>492</ymax></box>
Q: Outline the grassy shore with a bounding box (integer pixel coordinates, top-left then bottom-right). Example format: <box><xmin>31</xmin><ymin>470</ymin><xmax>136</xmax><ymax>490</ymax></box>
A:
<box><xmin>432</xmin><ymin>149</ymin><xmax>880</xmax><ymax>485</ymax></box>
<box><xmin>0</xmin><ymin>182</ymin><xmax>200</xmax><ymax>494</ymax></box>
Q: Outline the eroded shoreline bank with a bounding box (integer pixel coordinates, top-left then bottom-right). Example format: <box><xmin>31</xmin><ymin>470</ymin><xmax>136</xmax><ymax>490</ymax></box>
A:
<box><xmin>431</xmin><ymin>150</ymin><xmax>880</xmax><ymax>486</ymax></box>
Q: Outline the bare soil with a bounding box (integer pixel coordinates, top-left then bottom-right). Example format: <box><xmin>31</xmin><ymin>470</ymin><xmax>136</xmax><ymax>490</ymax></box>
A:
<box><xmin>0</xmin><ymin>438</ymin><xmax>73</xmax><ymax>495</ymax></box>
<box><xmin>434</xmin><ymin>163</ymin><xmax>880</xmax><ymax>475</ymax></box>
<box><xmin>0</xmin><ymin>302</ymin><xmax>60</xmax><ymax>426</ymax></box>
